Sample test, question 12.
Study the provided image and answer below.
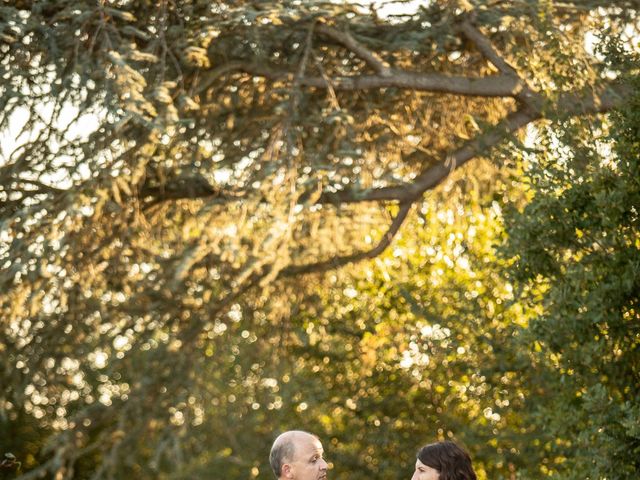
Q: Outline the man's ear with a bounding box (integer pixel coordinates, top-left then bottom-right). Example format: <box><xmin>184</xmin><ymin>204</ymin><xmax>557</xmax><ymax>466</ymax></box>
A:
<box><xmin>282</xmin><ymin>463</ymin><xmax>293</xmax><ymax>479</ymax></box>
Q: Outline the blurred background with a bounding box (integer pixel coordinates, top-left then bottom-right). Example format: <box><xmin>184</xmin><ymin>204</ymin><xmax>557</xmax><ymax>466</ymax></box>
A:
<box><xmin>1</xmin><ymin>1</ymin><xmax>638</xmax><ymax>479</ymax></box>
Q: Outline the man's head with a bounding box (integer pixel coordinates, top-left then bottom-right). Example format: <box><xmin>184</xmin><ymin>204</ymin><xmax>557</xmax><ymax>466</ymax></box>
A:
<box><xmin>269</xmin><ymin>430</ymin><xmax>328</xmax><ymax>480</ymax></box>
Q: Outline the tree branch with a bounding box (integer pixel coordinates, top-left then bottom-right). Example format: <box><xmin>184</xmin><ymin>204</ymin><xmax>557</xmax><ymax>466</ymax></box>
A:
<box><xmin>456</xmin><ymin>16</ymin><xmax>543</xmax><ymax>109</ymax></box>
<box><xmin>198</xmin><ymin>61</ymin><xmax>525</xmax><ymax>97</ymax></box>
<box><xmin>315</xmin><ymin>24</ymin><xmax>392</xmax><ymax>76</ymax></box>
<box><xmin>196</xmin><ymin>60</ymin><xmax>248</xmax><ymax>95</ymax></box>
<box><xmin>281</xmin><ymin>201</ymin><xmax>413</xmax><ymax>276</ymax></box>
<box><xmin>159</xmin><ymin>82</ymin><xmax>627</xmax><ymax>208</ymax></box>
<box><xmin>456</xmin><ymin>18</ymin><xmax>519</xmax><ymax>76</ymax></box>
<box><xmin>318</xmin><ymin>81</ymin><xmax>629</xmax><ymax>204</ymax></box>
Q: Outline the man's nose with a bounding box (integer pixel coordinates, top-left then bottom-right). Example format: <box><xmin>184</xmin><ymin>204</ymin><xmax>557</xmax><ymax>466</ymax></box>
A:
<box><xmin>320</xmin><ymin>458</ymin><xmax>328</xmax><ymax>470</ymax></box>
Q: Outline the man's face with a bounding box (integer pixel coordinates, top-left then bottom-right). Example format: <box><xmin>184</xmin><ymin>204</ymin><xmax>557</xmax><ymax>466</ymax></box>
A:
<box><xmin>283</xmin><ymin>434</ymin><xmax>328</xmax><ymax>480</ymax></box>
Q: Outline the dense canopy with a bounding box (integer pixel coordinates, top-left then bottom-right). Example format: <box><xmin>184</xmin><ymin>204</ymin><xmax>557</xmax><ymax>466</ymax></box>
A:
<box><xmin>1</xmin><ymin>1</ymin><xmax>638</xmax><ymax>479</ymax></box>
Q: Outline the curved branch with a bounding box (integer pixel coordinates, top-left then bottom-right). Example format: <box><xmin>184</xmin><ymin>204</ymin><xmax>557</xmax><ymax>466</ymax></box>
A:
<box><xmin>316</xmin><ymin>107</ymin><xmax>536</xmax><ymax>205</ymax></box>
<box><xmin>196</xmin><ymin>61</ymin><xmax>248</xmax><ymax>95</ymax></box>
<box><xmin>280</xmin><ymin>201</ymin><xmax>413</xmax><ymax>277</ymax></box>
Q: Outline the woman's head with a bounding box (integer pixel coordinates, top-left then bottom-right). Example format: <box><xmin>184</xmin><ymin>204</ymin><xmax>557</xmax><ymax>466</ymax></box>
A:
<box><xmin>412</xmin><ymin>441</ymin><xmax>477</xmax><ymax>480</ymax></box>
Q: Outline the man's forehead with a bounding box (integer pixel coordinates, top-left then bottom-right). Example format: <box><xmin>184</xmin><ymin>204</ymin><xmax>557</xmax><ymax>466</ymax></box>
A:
<box><xmin>297</xmin><ymin>435</ymin><xmax>323</xmax><ymax>453</ymax></box>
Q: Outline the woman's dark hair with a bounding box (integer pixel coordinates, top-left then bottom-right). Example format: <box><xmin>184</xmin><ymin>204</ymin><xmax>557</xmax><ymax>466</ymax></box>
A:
<box><xmin>417</xmin><ymin>441</ymin><xmax>477</xmax><ymax>480</ymax></box>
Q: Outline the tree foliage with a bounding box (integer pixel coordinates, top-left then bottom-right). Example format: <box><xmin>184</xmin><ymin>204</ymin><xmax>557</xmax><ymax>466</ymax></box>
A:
<box><xmin>0</xmin><ymin>1</ymin><xmax>638</xmax><ymax>479</ymax></box>
<box><xmin>501</xmin><ymin>69</ymin><xmax>640</xmax><ymax>478</ymax></box>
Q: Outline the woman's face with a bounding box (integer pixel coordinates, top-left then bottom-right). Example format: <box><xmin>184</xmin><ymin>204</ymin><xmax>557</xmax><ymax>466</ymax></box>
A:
<box><xmin>411</xmin><ymin>459</ymin><xmax>439</xmax><ymax>480</ymax></box>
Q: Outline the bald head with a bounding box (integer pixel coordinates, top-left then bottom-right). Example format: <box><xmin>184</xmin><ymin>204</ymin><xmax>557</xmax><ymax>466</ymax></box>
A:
<box><xmin>269</xmin><ymin>431</ymin><xmax>319</xmax><ymax>478</ymax></box>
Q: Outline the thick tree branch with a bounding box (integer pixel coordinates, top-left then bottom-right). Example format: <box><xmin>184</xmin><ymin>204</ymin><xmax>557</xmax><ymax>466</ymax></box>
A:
<box><xmin>281</xmin><ymin>201</ymin><xmax>413</xmax><ymax>276</ymax></box>
<box><xmin>299</xmin><ymin>70</ymin><xmax>524</xmax><ymax>96</ymax></box>
<box><xmin>198</xmin><ymin>61</ymin><xmax>524</xmax><ymax>97</ymax></box>
<box><xmin>318</xmin><ymin>81</ymin><xmax>630</xmax><ymax>205</ymax></box>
